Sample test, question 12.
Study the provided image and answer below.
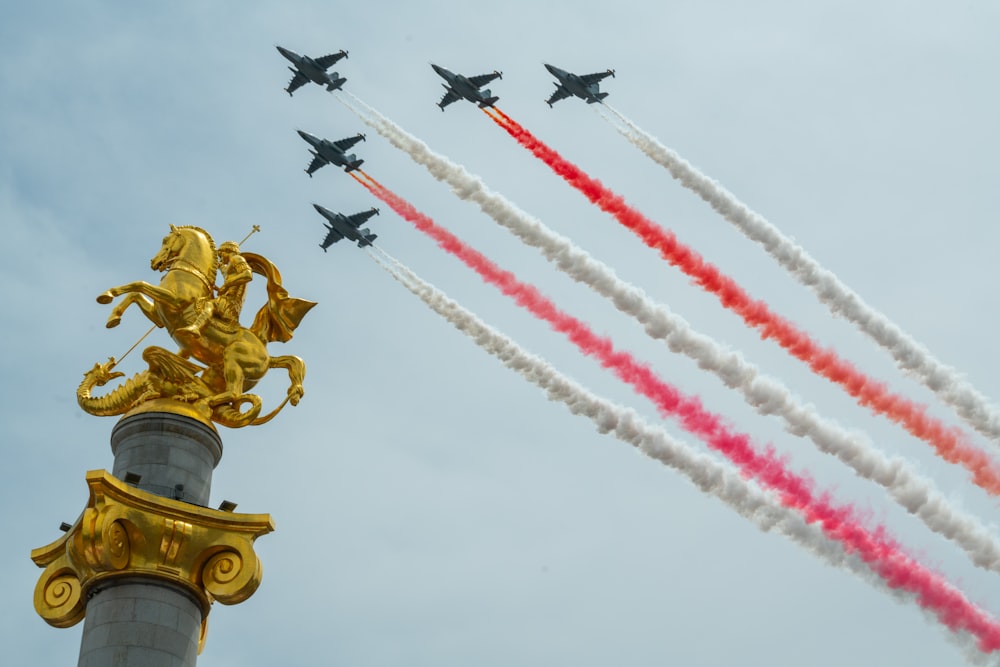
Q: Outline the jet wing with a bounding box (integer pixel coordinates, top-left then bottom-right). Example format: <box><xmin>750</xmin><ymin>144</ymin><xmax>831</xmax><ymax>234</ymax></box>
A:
<box><xmin>580</xmin><ymin>70</ymin><xmax>613</xmax><ymax>84</ymax></box>
<box><xmin>315</xmin><ymin>51</ymin><xmax>348</xmax><ymax>69</ymax></box>
<box><xmin>345</xmin><ymin>209</ymin><xmax>379</xmax><ymax>228</ymax></box>
<box><xmin>305</xmin><ymin>154</ymin><xmax>327</xmax><ymax>176</ymax></box>
<box><xmin>286</xmin><ymin>72</ymin><xmax>309</xmax><ymax>94</ymax></box>
<box><xmin>333</xmin><ymin>135</ymin><xmax>364</xmax><ymax>152</ymax></box>
<box><xmin>468</xmin><ymin>72</ymin><xmax>501</xmax><ymax>88</ymax></box>
<box><xmin>321</xmin><ymin>226</ymin><xmax>345</xmax><ymax>249</ymax></box>
<box><xmin>438</xmin><ymin>89</ymin><xmax>461</xmax><ymax>109</ymax></box>
<box><xmin>546</xmin><ymin>86</ymin><xmax>572</xmax><ymax>106</ymax></box>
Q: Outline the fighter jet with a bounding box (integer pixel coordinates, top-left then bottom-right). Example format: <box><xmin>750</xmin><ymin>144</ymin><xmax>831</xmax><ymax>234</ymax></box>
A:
<box><xmin>298</xmin><ymin>130</ymin><xmax>366</xmax><ymax>176</ymax></box>
<box><xmin>277</xmin><ymin>46</ymin><xmax>348</xmax><ymax>96</ymax></box>
<box><xmin>544</xmin><ymin>64</ymin><xmax>615</xmax><ymax>107</ymax></box>
<box><xmin>314</xmin><ymin>205</ymin><xmax>380</xmax><ymax>250</ymax></box>
<box><xmin>431</xmin><ymin>64</ymin><xmax>503</xmax><ymax>111</ymax></box>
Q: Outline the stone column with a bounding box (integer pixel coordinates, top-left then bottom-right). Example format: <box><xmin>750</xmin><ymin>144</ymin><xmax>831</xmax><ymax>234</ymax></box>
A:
<box><xmin>76</xmin><ymin>579</ymin><xmax>205</xmax><ymax>667</ymax></box>
<box><xmin>77</xmin><ymin>412</ymin><xmax>221</xmax><ymax>667</ymax></box>
<box><xmin>110</xmin><ymin>412</ymin><xmax>222</xmax><ymax>509</ymax></box>
<box><xmin>31</xmin><ymin>411</ymin><xmax>274</xmax><ymax>667</ymax></box>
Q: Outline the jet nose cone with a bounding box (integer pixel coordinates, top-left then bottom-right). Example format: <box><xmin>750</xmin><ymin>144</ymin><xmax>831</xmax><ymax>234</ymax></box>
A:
<box><xmin>277</xmin><ymin>46</ymin><xmax>294</xmax><ymax>59</ymax></box>
<box><xmin>430</xmin><ymin>63</ymin><xmax>445</xmax><ymax>76</ymax></box>
<box><xmin>544</xmin><ymin>63</ymin><xmax>557</xmax><ymax>74</ymax></box>
<box><xmin>297</xmin><ymin>130</ymin><xmax>318</xmax><ymax>144</ymax></box>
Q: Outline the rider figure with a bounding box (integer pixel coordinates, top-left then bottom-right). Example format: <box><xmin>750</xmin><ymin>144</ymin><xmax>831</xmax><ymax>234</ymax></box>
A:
<box><xmin>180</xmin><ymin>241</ymin><xmax>252</xmax><ymax>336</ymax></box>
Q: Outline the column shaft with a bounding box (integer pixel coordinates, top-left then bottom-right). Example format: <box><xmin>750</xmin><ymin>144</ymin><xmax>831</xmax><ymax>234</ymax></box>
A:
<box><xmin>78</xmin><ymin>412</ymin><xmax>222</xmax><ymax>667</ymax></box>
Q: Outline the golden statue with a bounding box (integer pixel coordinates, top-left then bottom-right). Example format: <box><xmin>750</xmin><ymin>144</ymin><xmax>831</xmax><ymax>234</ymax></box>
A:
<box><xmin>81</xmin><ymin>225</ymin><xmax>316</xmax><ymax>428</ymax></box>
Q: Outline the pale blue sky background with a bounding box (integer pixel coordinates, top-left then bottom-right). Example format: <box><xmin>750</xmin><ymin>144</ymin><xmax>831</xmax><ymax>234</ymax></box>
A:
<box><xmin>3</xmin><ymin>2</ymin><xmax>999</xmax><ymax>665</ymax></box>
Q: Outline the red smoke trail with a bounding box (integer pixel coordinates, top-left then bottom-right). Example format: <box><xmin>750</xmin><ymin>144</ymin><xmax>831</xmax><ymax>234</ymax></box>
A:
<box><xmin>354</xmin><ymin>173</ymin><xmax>1000</xmax><ymax>650</ymax></box>
<box><xmin>484</xmin><ymin>107</ymin><xmax>1000</xmax><ymax>496</ymax></box>
<box><xmin>356</xmin><ymin>170</ymin><xmax>383</xmax><ymax>189</ymax></box>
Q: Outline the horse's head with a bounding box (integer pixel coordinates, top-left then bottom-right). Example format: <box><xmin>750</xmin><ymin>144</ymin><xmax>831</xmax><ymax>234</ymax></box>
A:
<box><xmin>150</xmin><ymin>225</ymin><xmax>218</xmax><ymax>279</ymax></box>
<box><xmin>151</xmin><ymin>225</ymin><xmax>186</xmax><ymax>272</ymax></box>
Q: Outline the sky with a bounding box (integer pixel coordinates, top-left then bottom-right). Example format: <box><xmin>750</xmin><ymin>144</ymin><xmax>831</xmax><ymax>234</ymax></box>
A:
<box><xmin>3</xmin><ymin>1</ymin><xmax>1000</xmax><ymax>665</ymax></box>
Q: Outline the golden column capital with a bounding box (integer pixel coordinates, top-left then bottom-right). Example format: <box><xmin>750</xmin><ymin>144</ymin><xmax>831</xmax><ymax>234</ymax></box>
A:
<box><xmin>31</xmin><ymin>470</ymin><xmax>274</xmax><ymax>629</ymax></box>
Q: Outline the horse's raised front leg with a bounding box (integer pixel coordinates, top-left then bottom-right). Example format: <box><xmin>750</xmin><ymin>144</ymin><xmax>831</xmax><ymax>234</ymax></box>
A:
<box><xmin>104</xmin><ymin>293</ymin><xmax>163</xmax><ymax>329</ymax></box>
<box><xmin>97</xmin><ymin>280</ymin><xmax>188</xmax><ymax>328</ymax></box>
<box><xmin>97</xmin><ymin>281</ymin><xmax>184</xmax><ymax>308</ymax></box>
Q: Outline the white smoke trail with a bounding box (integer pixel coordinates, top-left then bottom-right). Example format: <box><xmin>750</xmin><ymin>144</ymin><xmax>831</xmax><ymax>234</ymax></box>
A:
<box><xmin>341</xmin><ymin>94</ymin><xmax>1000</xmax><ymax>576</ymax></box>
<box><xmin>598</xmin><ymin>104</ymin><xmax>1000</xmax><ymax>447</ymax></box>
<box><xmin>367</xmin><ymin>247</ymin><xmax>993</xmax><ymax>663</ymax></box>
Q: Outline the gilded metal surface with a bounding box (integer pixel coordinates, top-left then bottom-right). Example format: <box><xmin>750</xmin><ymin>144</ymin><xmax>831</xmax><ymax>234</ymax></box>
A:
<box><xmin>83</xmin><ymin>226</ymin><xmax>316</xmax><ymax>428</ymax></box>
<box><xmin>31</xmin><ymin>470</ymin><xmax>275</xmax><ymax>630</ymax></box>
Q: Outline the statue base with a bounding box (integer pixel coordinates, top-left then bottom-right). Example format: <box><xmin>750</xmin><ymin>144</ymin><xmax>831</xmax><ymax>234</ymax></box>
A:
<box><xmin>123</xmin><ymin>398</ymin><xmax>215</xmax><ymax>432</ymax></box>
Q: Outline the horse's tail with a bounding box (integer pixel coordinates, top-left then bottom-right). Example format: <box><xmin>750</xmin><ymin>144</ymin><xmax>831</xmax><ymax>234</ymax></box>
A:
<box><xmin>213</xmin><ymin>395</ymin><xmax>263</xmax><ymax>429</ymax></box>
<box><xmin>246</xmin><ymin>355</ymin><xmax>307</xmax><ymax>426</ymax></box>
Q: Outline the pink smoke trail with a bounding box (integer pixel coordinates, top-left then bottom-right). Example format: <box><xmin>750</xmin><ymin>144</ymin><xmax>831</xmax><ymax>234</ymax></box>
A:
<box><xmin>351</xmin><ymin>170</ymin><xmax>1000</xmax><ymax>652</ymax></box>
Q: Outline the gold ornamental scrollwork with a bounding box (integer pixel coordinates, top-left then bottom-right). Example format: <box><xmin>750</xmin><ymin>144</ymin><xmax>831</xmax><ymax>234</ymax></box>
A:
<box><xmin>106</xmin><ymin>521</ymin><xmax>131</xmax><ymax>570</ymax></box>
<box><xmin>34</xmin><ymin>569</ymin><xmax>85</xmax><ymax>629</ymax></box>
<box><xmin>31</xmin><ymin>470</ymin><xmax>274</xmax><ymax>628</ymax></box>
<box><xmin>202</xmin><ymin>548</ymin><xmax>262</xmax><ymax>604</ymax></box>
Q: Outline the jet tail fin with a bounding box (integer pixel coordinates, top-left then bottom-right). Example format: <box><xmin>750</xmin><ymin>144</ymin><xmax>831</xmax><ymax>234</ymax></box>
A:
<box><xmin>357</xmin><ymin>232</ymin><xmax>377</xmax><ymax>248</ymax></box>
<box><xmin>344</xmin><ymin>159</ymin><xmax>365</xmax><ymax>173</ymax></box>
<box><xmin>479</xmin><ymin>96</ymin><xmax>499</xmax><ymax>108</ymax></box>
<box><xmin>327</xmin><ymin>76</ymin><xmax>347</xmax><ymax>91</ymax></box>
<box><xmin>587</xmin><ymin>93</ymin><xmax>610</xmax><ymax>104</ymax></box>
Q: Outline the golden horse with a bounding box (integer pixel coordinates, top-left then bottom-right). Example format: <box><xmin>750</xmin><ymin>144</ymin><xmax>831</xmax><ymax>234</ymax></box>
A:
<box><xmin>95</xmin><ymin>225</ymin><xmax>315</xmax><ymax>427</ymax></box>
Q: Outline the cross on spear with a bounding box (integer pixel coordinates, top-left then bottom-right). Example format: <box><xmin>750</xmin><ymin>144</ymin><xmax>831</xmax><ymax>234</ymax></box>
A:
<box><xmin>239</xmin><ymin>225</ymin><xmax>261</xmax><ymax>246</ymax></box>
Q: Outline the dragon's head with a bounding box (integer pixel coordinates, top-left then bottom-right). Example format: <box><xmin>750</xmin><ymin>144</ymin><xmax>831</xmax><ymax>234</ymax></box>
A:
<box><xmin>84</xmin><ymin>358</ymin><xmax>126</xmax><ymax>387</ymax></box>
